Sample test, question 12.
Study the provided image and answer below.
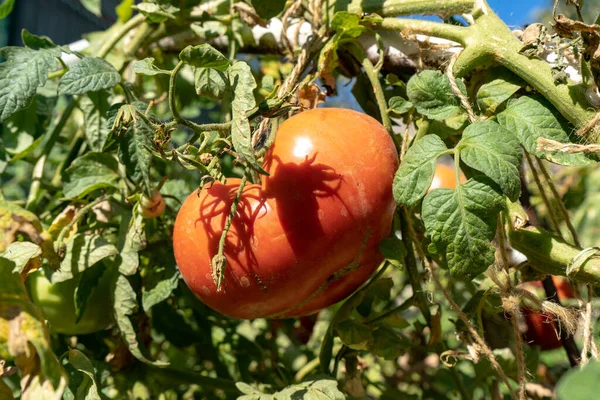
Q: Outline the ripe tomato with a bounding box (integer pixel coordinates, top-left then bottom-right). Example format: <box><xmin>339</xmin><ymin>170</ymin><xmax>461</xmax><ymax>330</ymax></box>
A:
<box><xmin>522</xmin><ymin>307</ymin><xmax>562</xmax><ymax>351</ymax></box>
<box><xmin>26</xmin><ymin>269</ymin><xmax>114</xmax><ymax>335</ymax></box>
<box><xmin>520</xmin><ymin>276</ymin><xmax>574</xmax><ymax>351</ymax></box>
<box><xmin>529</xmin><ymin>276</ymin><xmax>574</xmax><ymax>301</ymax></box>
<box><xmin>429</xmin><ymin>164</ymin><xmax>466</xmax><ymax>191</ymax></box>
<box><xmin>140</xmin><ymin>190</ymin><xmax>166</xmax><ymax>219</ymax></box>
<box><xmin>173</xmin><ymin>108</ymin><xmax>398</xmax><ymax>319</ymax></box>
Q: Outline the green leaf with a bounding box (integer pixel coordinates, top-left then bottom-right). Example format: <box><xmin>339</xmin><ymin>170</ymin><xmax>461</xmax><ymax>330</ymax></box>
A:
<box><xmin>80</xmin><ymin>91</ymin><xmax>111</xmax><ymax>152</ymax></box>
<box><xmin>133</xmin><ymin>58</ymin><xmax>171</xmax><ymax>76</ymax></box>
<box><xmin>367</xmin><ymin>278</ymin><xmax>394</xmax><ymax>301</ymax></box>
<box><xmin>229</xmin><ymin>61</ymin><xmax>266</xmax><ymax>174</ymax></box>
<box><xmin>476</xmin><ymin>69</ymin><xmax>523</xmax><ymax>115</ymax></box>
<box><xmin>22</xmin><ymin>29</ymin><xmax>57</xmax><ymax>50</ymax></box>
<box><xmin>194</xmin><ymin>67</ymin><xmax>228</xmax><ymax>100</ymax></box>
<box><xmin>250</xmin><ymin>0</ymin><xmax>286</xmax><ymax>19</ymax></box>
<box><xmin>336</xmin><ymin>320</ymin><xmax>373</xmax><ymax>350</ymax></box>
<box><xmin>407</xmin><ymin>70</ymin><xmax>467</xmax><ymax>120</ymax></box>
<box><xmin>369</xmin><ymin>325</ymin><xmax>409</xmax><ymax>360</ymax></box>
<box><xmin>52</xmin><ymin>233</ymin><xmax>118</xmax><ymax>283</ymax></box>
<box><xmin>142</xmin><ymin>263</ymin><xmax>180</xmax><ymax>311</ymax></box>
<box><xmin>0</xmin><ymin>46</ymin><xmax>59</xmax><ymax>121</ymax></box>
<box><xmin>114</xmin><ymin>274</ymin><xmax>168</xmax><ymax>366</ymax></box>
<box><xmin>80</xmin><ymin>0</ymin><xmax>101</xmax><ymax>16</ymax></box>
<box><xmin>319</xmin><ymin>292</ymin><xmax>365</xmax><ymax>373</ymax></box>
<box><xmin>0</xmin><ymin>0</ymin><xmax>15</xmax><ymax>19</ymax></box>
<box><xmin>59</xmin><ymin>57</ymin><xmax>121</xmax><ymax>95</ymax></box>
<box><xmin>63</xmin><ymin>152</ymin><xmax>120</xmax><ymax>198</ymax></box>
<box><xmin>331</xmin><ymin>11</ymin><xmax>368</xmax><ymax>38</ymax></box>
<box><xmin>134</xmin><ymin>2</ymin><xmax>179</xmax><ymax>23</ymax></box>
<box><xmin>422</xmin><ymin>177</ymin><xmax>505</xmax><ymax>278</ymax></box>
<box><xmin>1</xmin><ymin>100</ymin><xmax>39</xmax><ymax>156</ymax></box>
<box><xmin>1</xmin><ymin>242</ymin><xmax>42</xmax><ymax>273</ymax></box>
<box><xmin>238</xmin><ymin>378</ymin><xmax>345</xmax><ymax>400</ymax></box>
<box><xmin>116</xmin><ymin>0</ymin><xmax>134</xmax><ymax>22</ymax></box>
<box><xmin>376</xmin><ymin>311</ymin><xmax>410</xmax><ymax>330</ymax></box>
<box><xmin>557</xmin><ymin>361</ymin><xmax>600</xmax><ymax>400</ymax></box>
<box><xmin>497</xmin><ymin>96</ymin><xmax>595</xmax><ymax>166</ymax></box>
<box><xmin>388</xmin><ymin>96</ymin><xmax>413</xmax><ymax>115</ymax></box>
<box><xmin>393</xmin><ymin>135</ymin><xmax>448</xmax><ymax>206</ymax></box>
<box><xmin>116</xmin><ymin>103</ymin><xmax>154</xmax><ymax>190</ymax></box>
<box><xmin>0</xmin><ymin>259</ymin><xmax>68</xmax><ymax>397</ymax></box>
<box><xmin>67</xmin><ymin>349</ymin><xmax>101</xmax><ymax>400</ymax></box>
<box><xmin>117</xmin><ymin>212</ymin><xmax>146</xmax><ymax>276</ymax></box>
<box><xmin>378</xmin><ymin>236</ymin><xmax>406</xmax><ymax>269</ymax></box>
<box><xmin>179</xmin><ymin>44</ymin><xmax>230</xmax><ymax>71</ymax></box>
<box><xmin>73</xmin><ymin>262</ymin><xmax>105</xmax><ymax>323</ymax></box>
<box><xmin>457</xmin><ymin>120</ymin><xmax>522</xmax><ymax>201</ymax></box>
<box><xmin>236</xmin><ymin>382</ymin><xmax>262</xmax><ymax>396</ymax></box>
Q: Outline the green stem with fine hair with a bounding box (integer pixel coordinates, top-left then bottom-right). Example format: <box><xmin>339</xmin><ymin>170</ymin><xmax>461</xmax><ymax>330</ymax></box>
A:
<box><xmin>98</xmin><ymin>13</ymin><xmax>145</xmax><ymax>59</ymax></box>
<box><xmin>400</xmin><ymin>210</ymin><xmax>431</xmax><ymax>321</ymax></box>
<box><xmin>335</xmin><ymin>0</ymin><xmax>476</xmax><ymax>17</ymax></box>
<box><xmin>26</xmin><ymin>99</ymin><xmax>79</xmax><ymax>210</ymax></box>
<box><xmin>372</xmin><ymin>1</ymin><xmax>598</xmax><ymax>142</ymax></box>
<box><xmin>167</xmin><ymin>61</ymin><xmax>231</xmax><ymax>139</ymax></box>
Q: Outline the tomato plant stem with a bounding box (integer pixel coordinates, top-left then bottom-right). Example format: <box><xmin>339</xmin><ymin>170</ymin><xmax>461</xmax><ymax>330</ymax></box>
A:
<box><xmin>360</xmin><ymin>50</ymin><xmax>399</xmax><ymax>148</ymax></box>
<box><xmin>26</xmin><ymin>99</ymin><xmax>79</xmax><ymax>211</ymax></box>
<box><xmin>400</xmin><ymin>211</ymin><xmax>431</xmax><ymax>321</ymax></box>
<box><xmin>508</xmin><ymin>225</ymin><xmax>600</xmax><ymax>285</ymax></box>
<box><xmin>167</xmin><ymin>61</ymin><xmax>231</xmax><ymax>139</ymax></box>
<box><xmin>98</xmin><ymin>13</ymin><xmax>145</xmax><ymax>59</ymax></box>
<box><xmin>341</xmin><ymin>0</ymin><xmax>476</xmax><ymax>18</ymax></box>
<box><xmin>374</xmin><ymin>6</ymin><xmax>598</xmax><ymax>142</ymax></box>
<box><xmin>378</xmin><ymin>18</ymin><xmax>469</xmax><ymax>45</ymax></box>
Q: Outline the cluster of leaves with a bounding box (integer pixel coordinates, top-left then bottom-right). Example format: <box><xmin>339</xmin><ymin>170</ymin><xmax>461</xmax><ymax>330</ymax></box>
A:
<box><xmin>2</xmin><ymin>0</ymin><xmax>600</xmax><ymax>399</ymax></box>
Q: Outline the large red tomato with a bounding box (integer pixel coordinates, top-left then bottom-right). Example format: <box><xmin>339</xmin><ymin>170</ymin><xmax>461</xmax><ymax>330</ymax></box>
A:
<box><xmin>173</xmin><ymin>108</ymin><xmax>398</xmax><ymax>319</ymax></box>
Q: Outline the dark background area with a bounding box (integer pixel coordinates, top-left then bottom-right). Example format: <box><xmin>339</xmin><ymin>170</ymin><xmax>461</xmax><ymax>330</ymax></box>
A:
<box><xmin>3</xmin><ymin>0</ymin><xmax>120</xmax><ymax>46</ymax></box>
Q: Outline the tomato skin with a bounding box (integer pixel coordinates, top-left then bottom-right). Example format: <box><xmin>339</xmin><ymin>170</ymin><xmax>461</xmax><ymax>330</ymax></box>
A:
<box><xmin>530</xmin><ymin>276</ymin><xmax>574</xmax><ymax>301</ymax></box>
<box><xmin>522</xmin><ymin>307</ymin><xmax>562</xmax><ymax>351</ymax></box>
<box><xmin>26</xmin><ymin>270</ymin><xmax>114</xmax><ymax>335</ymax></box>
<box><xmin>140</xmin><ymin>190</ymin><xmax>166</xmax><ymax>219</ymax></box>
<box><xmin>173</xmin><ymin>108</ymin><xmax>398</xmax><ymax>319</ymax></box>
<box><xmin>429</xmin><ymin>164</ymin><xmax>466</xmax><ymax>191</ymax></box>
<box><xmin>520</xmin><ymin>277</ymin><xmax>574</xmax><ymax>351</ymax></box>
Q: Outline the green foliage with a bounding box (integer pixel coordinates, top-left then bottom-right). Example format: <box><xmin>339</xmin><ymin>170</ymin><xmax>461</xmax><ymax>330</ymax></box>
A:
<box><xmin>393</xmin><ymin>135</ymin><xmax>449</xmax><ymax>207</ymax></box>
<box><xmin>0</xmin><ymin>45</ymin><xmax>60</xmax><ymax>121</ymax></box>
<box><xmin>59</xmin><ymin>57</ymin><xmax>121</xmax><ymax>95</ymax></box>
<box><xmin>422</xmin><ymin>177</ymin><xmax>505</xmax><ymax>277</ymax></box>
<box><xmin>2</xmin><ymin>1</ymin><xmax>600</xmax><ymax>398</ymax></box>
<box><xmin>497</xmin><ymin>96</ymin><xmax>596</xmax><ymax>166</ymax></box>
<box><xmin>406</xmin><ymin>70</ymin><xmax>467</xmax><ymax>120</ymax></box>
<box><xmin>556</xmin><ymin>361</ymin><xmax>600</xmax><ymax>400</ymax></box>
<box><xmin>456</xmin><ymin>120</ymin><xmax>522</xmax><ymax>201</ymax></box>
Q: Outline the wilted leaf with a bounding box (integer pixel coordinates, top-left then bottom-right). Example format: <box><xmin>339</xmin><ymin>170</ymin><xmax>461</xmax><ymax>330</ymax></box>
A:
<box><xmin>52</xmin><ymin>233</ymin><xmax>118</xmax><ymax>282</ymax></box>
<box><xmin>114</xmin><ymin>274</ymin><xmax>168</xmax><ymax>366</ymax></box>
